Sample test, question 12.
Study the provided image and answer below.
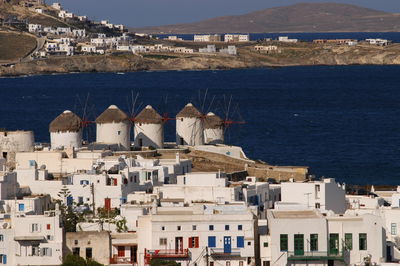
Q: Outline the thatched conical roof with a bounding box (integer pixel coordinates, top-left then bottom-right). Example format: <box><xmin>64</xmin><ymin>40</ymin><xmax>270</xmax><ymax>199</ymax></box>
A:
<box><xmin>96</xmin><ymin>105</ymin><xmax>130</xmax><ymax>124</ymax></box>
<box><xmin>204</xmin><ymin>112</ymin><xmax>224</xmax><ymax>129</ymax></box>
<box><xmin>49</xmin><ymin>110</ymin><xmax>82</xmax><ymax>133</ymax></box>
<box><xmin>176</xmin><ymin>103</ymin><xmax>202</xmax><ymax>118</ymax></box>
<box><xmin>135</xmin><ymin>105</ymin><xmax>163</xmax><ymax>124</ymax></box>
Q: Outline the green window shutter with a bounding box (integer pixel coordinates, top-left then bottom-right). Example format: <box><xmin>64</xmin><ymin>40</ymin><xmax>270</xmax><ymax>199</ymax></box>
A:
<box><xmin>280</xmin><ymin>234</ymin><xmax>288</xmax><ymax>251</ymax></box>
<box><xmin>310</xmin><ymin>234</ymin><xmax>318</xmax><ymax>251</ymax></box>
<box><xmin>359</xmin><ymin>233</ymin><xmax>367</xmax><ymax>250</ymax></box>
<box><xmin>345</xmin><ymin>233</ymin><xmax>353</xmax><ymax>250</ymax></box>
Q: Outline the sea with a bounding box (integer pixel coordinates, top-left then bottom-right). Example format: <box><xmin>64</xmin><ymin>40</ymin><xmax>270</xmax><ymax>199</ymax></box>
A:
<box><xmin>1</xmin><ymin>33</ymin><xmax>400</xmax><ymax>186</ymax></box>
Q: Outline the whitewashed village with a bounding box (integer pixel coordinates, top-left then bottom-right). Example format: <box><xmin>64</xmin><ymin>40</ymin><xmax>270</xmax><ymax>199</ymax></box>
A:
<box><xmin>10</xmin><ymin>0</ymin><xmax>389</xmax><ymax>60</ymax></box>
<box><xmin>0</xmin><ymin>98</ymin><xmax>398</xmax><ymax>266</ymax></box>
<box><xmin>0</xmin><ymin>1</ymin><xmax>399</xmax><ymax>266</ymax></box>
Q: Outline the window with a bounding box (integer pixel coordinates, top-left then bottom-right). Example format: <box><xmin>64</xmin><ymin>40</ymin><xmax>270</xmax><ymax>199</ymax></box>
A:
<box><xmin>0</xmin><ymin>235</ymin><xmax>3</xmax><ymax>242</ymax></box>
<box><xmin>161</xmin><ymin>226</ymin><xmax>165</xmax><ymax>231</ymax></box>
<box><xmin>210</xmin><ymin>262</ymin><xmax>214</xmax><ymax>266</ymax></box>
<box><xmin>248</xmin><ymin>242</ymin><xmax>251</xmax><ymax>246</ymax></box>
<box><xmin>359</xmin><ymin>233</ymin><xmax>367</xmax><ymax>250</ymax></box>
<box><xmin>42</xmin><ymin>248</ymin><xmax>52</xmax><ymax>256</ymax></box>
<box><xmin>225</xmin><ymin>225</ymin><xmax>230</xmax><ymax>231</ymax></box>
<box><xmin>74</xmin><ymin>240</ymin><xmax>78</xmax><ymax>245</ymax></box>
<box><xmin>209</xmin><ymin>225</ymin><xmax>214</xmax><ymax>231</ymax></box>
<box><xmin>238</xmin><ymin>225</ymin><xmax>243</xmax><ymax>231</ymax></box>
<box><xmin>47</xmin><ymin>235</ymin><xmax>53</xmax><ymax>241</ymax></box>
<box><xmin>263</xmin><ymin>242</ymin><xmax>268</xmax><ymax>247</ymax></box>
<box><xmin>315</xmin><ymin>203</ymin><xmax>320</xmax><ymax>209</ymax></box>
<box><xmin>31</xmin><ymin>223</ymin><xmax>40</xmax><ymax>232</ymax></box>
<box><xmin>226</xmin><ymin>261</ymin><xmax>230</xmax><ymax>266</ymax></box>
<box><xmin>78</xmin><ymin>197</ymin><xmax>83</xmax><ymax>204</ymax></box>
<box><xmin>192</xmin><ymin>225</ymin><xmax>197</xmax><ymax>231</ymax></box>
<box><xmin>72</xmin><ymin>247</ymin><xmax>80</xmax><ymax>256</ymax></box>
<box><xmin>208</xmin><ymin>236</ymin><xmax>216</xmax><ymax>248</ymax></box>
<box><xmin>85</xmin><ymin>247</ymin><xmax>92</xmax><ymax>258</ymax></box>
<box><xmin>177</xmin><ymin>226</ymin><xmax>181</xmax><ymax>231</ymax></box>
<box><xmin>188</xmin><ymin>237</ymin><xmax>199</xmax><ymax>248</ymax></box>
<box><xmin>159</xmin><ymin>238</ymin><xmax>167</xmax><ymax>246</ymax></box>
<box><xmin>80</xmin><ymin>180</ymin><xmax>89</xmax><ymax>185</ymax></box>
<box><xmin>345</xmin><ymin>233</ymin><xmax>353</xmax><ymax>250</ymax></box>
<box><xmin>391</xmin><ymin>223</ymin><xmax>397</xmax><ymax>235</ymax></box>
<box><xmin>280</xmin><ymin>234</ymin><xmax>288</xmax><ymax>251</ymax></box>
<box><xmin>32</xmin><ymin>245</ymin><xmax>40</xmax><ymax>256</ymax></box>
<box><xmin>310</xmin><ymin>234</ymin><xmax>318</xmax><ymax>251</ymax></box>
<box><xmin>237</xmin><ymin>236</ymin><xmax>244</xmax><ymax>248</ymax></box>
<box><xmin>0</xmin><ymin>254</ymin><xmax>6</xmax><ymax>264</ymax></box>
<box><xmin>117</xmin><ymin>131</ymin><xmax>121</xmax><ymax>135</ymax></box>
<box><xmin>18</xmin><ymin>203</ymin><xmax>25</xmax><ymax>212</ymax></box>
<box><xmin>239</xmin><ymin>262</ymin><xmax>244</xmax><ymax>266</ymax></box>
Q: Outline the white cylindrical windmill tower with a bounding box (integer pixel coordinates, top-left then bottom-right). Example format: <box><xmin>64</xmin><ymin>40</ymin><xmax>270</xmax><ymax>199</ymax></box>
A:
<box><xmin>203</xmin><ymin>112</ymin><xmax>224</xmax><ymax>144</ymax></box>
<box><xmin>134</xmin><ymin>105</ymin><xmax>164</xmax><ymax>149</ymax></box>
<box><xmin>96</xmin><ymin>105</ymin><xmax>131</xmax><ymax>151</ymax></box>
<box><xmin>176</xmin><ymin>103</ymin><xmax>204</xmax><ymax>146</ymax></box>
<box><xmin>49</xmin><ymin>110</ymin><xmax>83</xmax><ymax>150</ymax></box>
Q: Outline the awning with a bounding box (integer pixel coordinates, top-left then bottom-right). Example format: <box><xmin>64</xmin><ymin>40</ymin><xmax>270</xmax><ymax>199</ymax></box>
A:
<box><xmin>14</xmin><ymin>236</ymin><xmax>45</xmax><ymax>241</ymax></box>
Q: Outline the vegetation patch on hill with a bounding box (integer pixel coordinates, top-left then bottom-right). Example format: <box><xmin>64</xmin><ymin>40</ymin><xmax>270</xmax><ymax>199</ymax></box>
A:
<box><xmin>0</xmin><ymin>32</ymin><xmax>36</xmax><ymax>62</ymax></box>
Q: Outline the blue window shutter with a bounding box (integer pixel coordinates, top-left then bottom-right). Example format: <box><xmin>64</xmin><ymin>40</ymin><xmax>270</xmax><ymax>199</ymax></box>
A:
<box><xmin>208</xmin><ymin>236</ymin><xmax>216</xmax><ymax>248</ymax></box>
<box><xmin>3</xmin><ymin>254</ymin><xmax>7</xmax><ymax>264</ymax></box>
<box><xmin>67</xmin><ymin>196</ymin><xmax>73</xmax><ymax>206</ymax></box>
<box><xmin>237</xmin><ymin>236</ymin><xmax>244</xmax><ymax>248</ymax></box>
<box><xmin>19</xmin><ymin>204</ymin><xmax>24</xmax><ymax>211</ymax></box>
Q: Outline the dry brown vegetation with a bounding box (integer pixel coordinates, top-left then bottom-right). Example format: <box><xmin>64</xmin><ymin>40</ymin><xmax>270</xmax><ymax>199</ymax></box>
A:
<box><xmin>0</xmin><ymin>31</ymin><xmax>36</xmax><ymax>62</ymax></box>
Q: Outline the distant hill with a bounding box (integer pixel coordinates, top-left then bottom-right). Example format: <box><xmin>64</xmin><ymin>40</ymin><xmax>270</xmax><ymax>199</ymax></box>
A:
<box><xmin>131</xmin><ymin>3</ymin><xmax>400</xmax><ymax>34</ymax></box>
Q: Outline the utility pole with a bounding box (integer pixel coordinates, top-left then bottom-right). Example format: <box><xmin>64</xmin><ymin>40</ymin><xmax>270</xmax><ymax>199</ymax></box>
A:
<box><xmin>91</xmin><ymin>183</ymin><xmax>95</xmax><ymax>215</ymax></box>
<box><xmin>205</xmin><ymin>247</ymin><xmax>209</xmax><ymax>266</ymax></box>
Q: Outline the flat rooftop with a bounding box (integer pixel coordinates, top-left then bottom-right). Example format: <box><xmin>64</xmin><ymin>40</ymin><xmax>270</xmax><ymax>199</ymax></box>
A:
<box><xmin>271</xmin><ymin>210</ymin><xmax>321</xmax><ymax>219</ymax></box>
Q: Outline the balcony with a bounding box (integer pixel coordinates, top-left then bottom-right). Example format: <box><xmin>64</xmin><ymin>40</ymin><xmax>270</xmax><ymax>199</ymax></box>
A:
<box><xmin>145</xmin><ymin>249</ymin><xmax>189</xmax><ymax>259</ymax></box>
<box><xmin>210</xmin><ymin>248</ymin><xmax>241</xmax><ymax>257</ymax></box>
<box><xmin>287</xmin><ymin>251</ymin><xmax>345</xmax><ymax>261</ymax></box>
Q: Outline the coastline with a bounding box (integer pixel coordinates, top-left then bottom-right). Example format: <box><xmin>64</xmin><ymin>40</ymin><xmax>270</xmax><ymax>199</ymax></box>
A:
<box><xmin>2</xmin><ymin>42</ymin><xmax>400</xmax><ymax>77</ymax></box>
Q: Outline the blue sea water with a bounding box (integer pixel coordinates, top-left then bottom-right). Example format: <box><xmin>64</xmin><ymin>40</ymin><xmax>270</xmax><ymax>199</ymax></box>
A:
<box><xmin>0</xmin><ymin>66</ymin><xmax>400</xmax><ymax>185</ymax></box>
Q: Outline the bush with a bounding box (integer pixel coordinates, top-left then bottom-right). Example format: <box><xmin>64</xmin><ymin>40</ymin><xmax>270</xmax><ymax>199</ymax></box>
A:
<box><xmin>150</xmin><ymin>259</ymin><xmax>180</xmax><ymax>266</ymax></box>
<box><xmin>62</xmin><ymin>254</ymin><xmax>104</xmax><ymax>266</ymax></box>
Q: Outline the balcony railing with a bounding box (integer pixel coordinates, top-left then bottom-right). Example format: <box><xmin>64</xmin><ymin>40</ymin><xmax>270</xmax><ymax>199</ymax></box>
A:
<box><xmin>287</xmin><ymin>251</ymin><xmax>345</xmax><ymax>261</ymax></box>
<box><xmin>210</xmin><ymin>248</ymin><xmax>241</xmax><ymax>257</ymax></box>
<box><xmin>145</xmin><ymin>249</ymin><xmax>189</xmax><ymax>258</ymax></box>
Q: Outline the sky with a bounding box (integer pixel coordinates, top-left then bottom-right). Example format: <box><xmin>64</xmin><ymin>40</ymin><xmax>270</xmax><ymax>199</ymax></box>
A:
<box><xmin>48</xmin><ymin>0</ymin><xmax>400</xmax><ymax>28</ymax></box>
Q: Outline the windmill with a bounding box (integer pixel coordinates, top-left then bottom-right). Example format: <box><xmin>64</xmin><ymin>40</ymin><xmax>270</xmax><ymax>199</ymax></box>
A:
<box><xmin>74</xmin><ymin>93</ymin><xmax>96</xmax><ymax>144</ymax></box>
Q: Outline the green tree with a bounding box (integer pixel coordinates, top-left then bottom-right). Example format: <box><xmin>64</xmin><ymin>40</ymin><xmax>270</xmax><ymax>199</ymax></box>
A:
<box><xmin>150</xmin><ymin>259</ymin><xmax>179</xmax><ymax>266</ymax></box>
<box><xmin>62</xmin><ymin>254</ymin><xmax>104</xmax><ymax>266</ymax></box>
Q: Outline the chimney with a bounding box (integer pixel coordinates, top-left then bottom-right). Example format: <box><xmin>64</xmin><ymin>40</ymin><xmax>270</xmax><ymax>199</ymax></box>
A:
<box><xmin>175</xmin><ymin>152</ymin><xmax>180</xmax><ymax>163</ymax></box>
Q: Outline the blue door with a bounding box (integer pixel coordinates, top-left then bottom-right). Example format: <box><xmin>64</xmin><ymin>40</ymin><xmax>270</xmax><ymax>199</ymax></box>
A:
<box><xmin>224</xmin><ymin>236</ymin><xmax>231</xmax><ymax>253</ymax></box>
<box><xmin>67</xmin><ymin>196</ymin><xmax>73</xmax><ymax>206</ymax></box>
<box><xmin>208</xmin><ymin>236</ymin><xmax>216</xmax><ymax>248</ymax></box>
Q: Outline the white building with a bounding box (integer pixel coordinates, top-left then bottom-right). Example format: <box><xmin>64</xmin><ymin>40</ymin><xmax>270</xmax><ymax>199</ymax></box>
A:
<box><xmin>176</xmin><ymin>103</ymin><xmax>204</xmax><ymax>146</ymax></box>
<box><xmin>81</xmin><ymin>45</ymin><xmax>97</xmax><ymax>53</ymax></box>
<box><xmin>72</xmin><ymin>29</ymin><xmax>86</xmax><ymax>38</ymax></box>
<box><xmin>0</xmin><ymin>130</ymin><xmax>34</xmax><ymax>159</ymax></box>
<box><xmin>96</xmin><ymin>105</ymin><xmax>131</xmax><ymax>151</ymax></box>
<box><xmin>194</xmin><ymin>34</ymin><xmax>221</xmax><ymax>42</ymax></box>
<box><xmin>28</xmin><ymin>23</ymin><xmax>42</xmax><ymax>33</ymax></box>
<box><xmin>51</xmin><ymin>2</ymin><xmax>61</xmax><ymax>10</ymax></box>
<box><xmin>366</xmin><ymin>38</ymin><xmax>389</xmax><ymax>46</ymax></box>
<box><xmin>276</xmin><ymin>178</ymin><xmax>346</xmax><ymax>214</ymax></box>
<box><xmin>134</xmin><ymin>105</ymin><xmax>164</xmax><ymax>149</ymax></box>
<box><xmin>49</xmin><ymin>110</ymin><xmax>82</xmax><ymax>150</ymax></box>
<box><xmin>225</xmin><ymin>34</ymin><xmax>250</xmax><ymax>42</ymax></box>
<box><xmin>278</xmin><ymin>36</ymin><xmax>298</xmax><ymax>43</ymax></box>
<box><xmin>137</xmin><ymin>204</ymin><xmax>256</xmax><ymax>266</ymax></box>
<box><xmin>220</xmin><ymin>46</ymin><xmax>237</xmax><ymax>55</ymax></box>
<box><xmin>264</xmin><ymin>209</ymin><xmax>386</xmax><ymax>266</ymax></box>
<box><xmin>199</xmin><ymin>45</ymin><xmax>217</xmax><ymax>53</ymax></box>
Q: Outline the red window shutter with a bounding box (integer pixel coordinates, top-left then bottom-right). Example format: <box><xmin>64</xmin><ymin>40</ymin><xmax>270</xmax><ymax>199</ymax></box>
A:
<box><xmin>195</xmin><ymin>237</ymin><xmax>199</xmax><ymax>248</ymax></box>
<box><xmin>114</xmin><ymin>179</ymin><xmax>118</xmax><ymax>186</ymax></box>
<box><xmin>188</xmin><ymin>237</ymin><xmax>193</xmax><ymax>248</ymax></box>
<box><xmin>47</xmin><ymin>224</ymin><xmax>51</xmax><ymax>230</ymax></box>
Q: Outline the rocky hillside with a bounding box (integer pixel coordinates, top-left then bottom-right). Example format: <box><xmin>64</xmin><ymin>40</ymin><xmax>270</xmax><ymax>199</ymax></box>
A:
<box><xmin>131</xmin><ymin>3</ymin><xmax>400</xmax><ymax>34</ymax></box>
